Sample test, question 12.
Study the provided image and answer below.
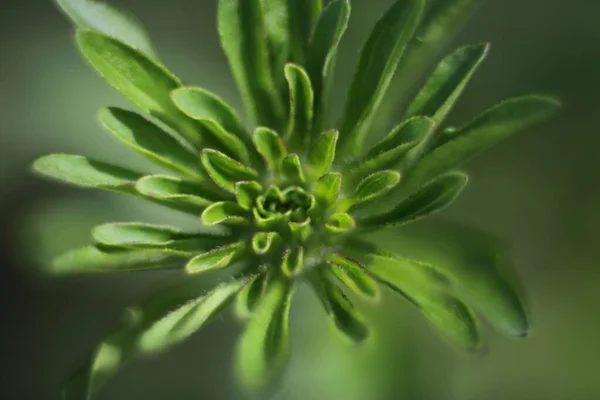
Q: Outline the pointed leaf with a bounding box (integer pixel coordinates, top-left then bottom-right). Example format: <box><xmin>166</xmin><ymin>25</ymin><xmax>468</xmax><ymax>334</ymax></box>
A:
<box><xmin>307</xmin><ymin>0</ymin><xmax>350</xmax><ymax>135</ymax></box>
<box><xmin>368</xmin><ymin>254</ymin><xmax>479</xmax><ymax>349</ymax></box>
<box><xmin>288</xmin><ymin>0</ymin><xmax>322</xmax><ymax>64</ymax></box>
<box><xmin>338</xmin><ymin>0</ymin><xmax>425</xmax><ymax>156</ymax></box>
<box><xmin>98</xmin><ymin>107</ymin><xmax>203</xmax><ymax>179</ymax></box>
<box><xmin>347</xmin><ymin>142</ymin><xmax>416</xmax><ymax>187</ymax></box>
<box><xmin>235</xmin><ymin>273</ymin><xmax>268</xmax><ymax>319</ymax></box>
<box><xmin>281</xmin><ymin>154</ymin><xmax>306</xmax><ymax>184</ymax></box>
<box><xmin>218</xmin><ymin>0</ymin><xmax>284</xmax><ymax>128</ymax></box>
<box><xmin>341</xmin><ymin>171</ymin><xmax>401</xmax><ymax>210</ymax></box>
<box><xmin>185</xmin><ymin>241</ymin><xmax>246</xmax><ymax>274</ymax></box>
<box><xmin>307</xmin><ymin>129</ymin><xmax>338</xmax><ymax>180</ymax></box>
<box><xmin>201</xmin><ymin>149</ymin><xmax>258</xmax><ymax>192</ymax></box>
<box><xmin>281</xmin><ymin>246</ymin><xmax>304</xmax><ymax>277</ymax></box>
<box><xmin>138</xmin><ymin>279</ymin><xmax>246</xmax><ymax>353</ymax></box>
<box><xmin>56</xmin><ymin>0</ymin><xmax>159</xmax><ymax>60</ymax></box>
<box><xmin>308</xmin><ymin>270</ymin><xmax>369</xmax><ymax>343</ymax></box>
<box><xmin>235</xmin><ymin>181</ymin><xmax>263</xmax><ymax>210</ymax></box>
<box><xmin>252</xmin><ymin>232</ymin><xmax>281</xmax><ymax>255</ymax></box>
<box><xmin>366</xmin><ymin>117</ymin><xmax>435</xmax><ymax>159</ymax></box>
<box><xmin>75</xmin><ymin>31</ymin><xmax>201</xmax><ymax>147</ymax></box>
<box><xmin>362</xmin><ymin>172</ymin><xmax>468</xmax><ymax>230</ymax></box>
<box><xmin>237</xmin><ymin>280</ymin><xmax>294</xmax><ymax>392</ymax></box>
<box><xmin>201</xmin><ymin>201</ymin><xmax>248</xmax><ymax>226</ymax></box>
<box><xmin>135</xmin><ymin>175</ymin><xmax>217</xmax><ymax>212</ymax></box>
<box><xmin>261</xmin><ymin>0</ymin><xmax>290</xmax><ymax>92</ymax></box>
<box><xmin>327</xmin><ymin>254</ymin><xmax>379</xmax><ymax>300</ymax></box>
<box><xmin>253</xmin><ymin>127</ymin><xmax>287</xmax><ymax>172</ymax></box>
<box><xmin>398</xmin><ymin>95</ymin><xmax>560</xmax><ymax>197</ymax></box>
<box><xmin>314</xmin><ymin>172</ymin><xmax>341</xmax><ymax>207</ymax></box>
<box><xmin>325</xmin><ymin>212</ymin><xmax>355</xmax><ymax>234</ymax></box>
<box><xmin>284</xmin><ymin>63</ymin><xmax>314</xmax><ymax>151</ymax></box>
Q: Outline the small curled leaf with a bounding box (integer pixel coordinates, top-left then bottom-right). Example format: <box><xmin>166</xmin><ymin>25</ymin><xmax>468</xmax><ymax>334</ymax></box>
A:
<box><xmin>201</xmin><ymin>149</ymin><xmax>259</xmax><ymax>192</ymax></box>
<box><xmin>253</xmin><ymin>127</ymin><xmax>287</xmax><ymax>172</ymax></box>
<box><xmin>201</xmin><ymin>201</ymin><xmax>248</xmax><ymax>226</ymax></box>
<box><xmin>185</xmin><ymin>241</ymin><xmax>246</xmax><ymax>274</ymax></box>
<box><xmin>307</xmin><ymin>129</ymin><xmax>338</xmax><ymax>180</ymax></box>
<box><xmin>252</xmin><ymin>232</ymin><xmax>281</xmax><ymax>255</ymax></box>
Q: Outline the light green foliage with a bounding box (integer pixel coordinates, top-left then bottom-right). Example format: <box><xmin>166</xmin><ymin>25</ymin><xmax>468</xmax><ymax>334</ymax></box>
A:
<box><xmin>37</xmin><ymin>0</ymin><xmax>559</xmax><ymax>397</ymax></box>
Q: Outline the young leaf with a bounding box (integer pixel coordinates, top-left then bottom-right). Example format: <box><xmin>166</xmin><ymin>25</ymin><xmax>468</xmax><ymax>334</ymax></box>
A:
<box><xmin>252</xmin><ymin>232</ymin><xmax>281</xmax><ymax>255</ymax></box>
<box><xmin>338</xmin><ymin>0</ymin><xmax>425</xmax><ymax>157</ymax></box>
<box><xmin>281</xmin><ymin>246</ymin><xmax>304</xmax><ymax>277</ymax></box>
<box><xmin>314</xmin><ymin>173</ymin><xmax>341</xmax><ymax>207</ymax></box>
<box><xmin>367</xmin><ymin>254</ymin><xmax>479</xmax><ymax>349</ymax></box>
<box><xmin>284</xmin><ymin>64</ymin><xmax>314</xmax><ymax>151</ymax></box>
<box><xmin>406</xmin><ymin>44</ymin><xmax>489</xmax><ymax>126</ymax></box>
<box><xmin>56</xmin><ymin>0</ymin><xmax>159</xmax><ymax>60</ymax></box>
<box><xmin>328</xmin><ymin>254</ymin><xmax>379</xmax><ymax>300</ymax></box>
<box><xmin>261</xmin><ymin>0</ymin><xmax>290</xmax><ymax>92</ymax></box>
<box><xmin>76</xmin><ymin>31</ymin><xmax>202</xmax><ymax>147</ymax></box>
<box><xmin>235</xmin><ymin>273</ymin><xmax>267</xmax><ymax>319</ymax></box>
<box><xmin>341</xmin><ymin>170</ymin><xmax>401</xmax><ymax>210</ymax></box>
<box><xmin>325</xmin><ymin>213</ymin><xmax>355</xmax><ymax>234</ymax></box>
<box><xmin>307</xmin><ymin>129</ymin><xmax>338</xmax><ymax>180</ymax></box>
<box><xmin>172</xmin><ymin>87</ymin><xmax>250</xmax><ymax>163</ymax></box>
<box><xmin>51</xmin><ymin>245</ymin><xmax>182</xmax><ymax>274</ymax></box>
<box><xmin>201</xmin><ymin>149</ymin><xmax>259</xmax><ymax>192</ymax></box>
<box><xmin>186</xmin><ymin>241</ymin><xmax>246</xmax><ymax>274</ymax></box>
<box><xmin>201</xmin><ymin>201</ymin><xmax>248</xmax><ymax>226</ymax></box>
<box><xmin>138</xmin><ymin>279</ymin><xmax>246</xmax><ymax>353</ymax></box>
<box><xmin>288</xmin><ymin>0</ymin><xmax>322</xmax><ymax>64</ymax></box>
<box><xmin>98</xmin><ymin>107</ymin><xmax>204</xmax><ymax>179</ymax></box>
<box><xmin>308</xmin><ymin>270</ymin><xmax>370</xmax><ymax>343</ymax></box>
<box><xmin>218</xmin><ymin>0</ymin><xmax>284</xmax><ymax>129</ymax></box>
<box><xmin>397</xmin><ymin>95</ymin><xmax>560</xmax><ymax>197</ymax></box>
<box><xmin>366</xmin><ymin>117</ymin><xmax>435</xmax><ymax>159</ymax></box>
<box><xmin>281</xmin><ymin>154</ymin><xmax>306</xmax><ymax>184</ymax></box>
<box><xmin>253</xmin><ymin>127</ymin><xmax>287</xmax><ymax>172</ymax></box>
<box><xmin>307</xmin><ymin>0</ymin><xmax>350</xmax><ymax>135</ymax></box>
<box><xmin>135</xmin><ymin>175</ymin><xmax>218</xmax><ymax>212</ymax></box>
<box><xmin>288</xmin><ymin>218</ymin><xmax>312</xmax><ymax>243</ymax></box>
<box><xmin>361</xmin><ymin>172</ymin><xmax>468</xmax><ymax>230</ymax></box>
<box><xmin>346</xmin><ymin>142</ymin><xmax>415</xmax><ymax>187</ymax></box>
<box><xmin>235</xmin><ymin>181</ymin><xmax>263</xmax><ymax>210</ymax></box>
<box><xmin>237</xmin><ymin>280</ymin><xmax>294</xmax><ymax>392</ymax></box>
<box><xmin>33</xmin><ymin>154</ymin><xmax>141</xmax><ymax>193</ymax></box>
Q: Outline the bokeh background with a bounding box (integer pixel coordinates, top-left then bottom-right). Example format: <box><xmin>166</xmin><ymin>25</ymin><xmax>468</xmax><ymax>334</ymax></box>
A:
<box><xmin>1</xmin><ymin>0</ymin><xmax>599</xmax><ymax>399</ymax></box>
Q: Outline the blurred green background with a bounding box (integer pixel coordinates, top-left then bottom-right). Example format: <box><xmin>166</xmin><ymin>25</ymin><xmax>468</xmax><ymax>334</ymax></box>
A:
<box><xmin>1</xmin><ymin>0</ymin><xmax>599</xmax><ymax>399</ymax></box>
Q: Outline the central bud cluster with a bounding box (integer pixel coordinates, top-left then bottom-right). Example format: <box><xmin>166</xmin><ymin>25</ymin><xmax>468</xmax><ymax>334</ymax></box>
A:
<box><xmin>255</xmin><ymin>186</ymin><xmax>314</xmax><ymax>223</ymax></box>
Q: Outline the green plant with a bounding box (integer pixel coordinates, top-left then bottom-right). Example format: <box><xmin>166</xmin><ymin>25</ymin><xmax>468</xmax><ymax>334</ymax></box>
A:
<box><xmin>33</xmin><ymin>0</ymin><xmax>559</xmax><ymax>397</ymax></box>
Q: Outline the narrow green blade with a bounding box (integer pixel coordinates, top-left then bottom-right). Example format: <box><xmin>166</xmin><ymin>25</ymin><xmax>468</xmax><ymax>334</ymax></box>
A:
<box><xmin>253</xmin><ymin>127</ymin><xmax>287</xmax><ymax>172</ymax></box>
<box><xmin>201</xmin><ymin>149</ymin><xmax>259</xmax><ymax>192</ymax></box>
<box><xmin>288</xmin><ymin>0</ymin><xmax>322</xmax><ymax>65</ymax></box>
<box><xmin>327</xmin><ymin>254</ymin><xmax>379</xmax><ymax>300</ymax></box>
<box><xmin>307</xmin><ymin>129</ymin><xmax>338</xmax><ymax>180</ymax></box>
<box><xmin>284</xmin><ymin>64</ymin><xmax>314</xmax><ymax>151</ymax></box>
<box><xmin>135</xmin><ymin>175</ymin><xmax>218</xmax><ymax>213</ymax></box>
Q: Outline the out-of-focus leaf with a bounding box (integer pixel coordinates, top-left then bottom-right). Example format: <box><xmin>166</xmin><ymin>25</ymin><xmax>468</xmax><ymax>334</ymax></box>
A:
<box><xmin>185</xmin><ymin>241</ymin><xmax>246</xmax><ymax>274</ymax></box>
<box><xmin>288</xmin><ymin>0</ymin><xmax>322</xmax><ymax>64</ymax></box>
<box><xmin>365</xmin><ymin>117</ymin><xmax>434</xmax><ymax>159</ymax></box>
<box><xmin>367</xmin><ymin>254</ymin><xmax>479</xmax><ymax>349</ymax></box>
<box><xmin>288</xmin><ymin>218</ymin><xmax>312</xmax><ymax>243</ymax></box>
<box><xmin>201</xmin><ymin>201</ymin><xmax>248</xmax><ymax>226</ymax></box>
<box><xmin>284</xmin><ymin>64</ymin><xmax>314</xmax><ymax>151</ymax></box>
<box><xmin>307</xmin><ymin>0</ymin><xmax>350</xmax><ymax>135</ymax></box>
<box><xmin>172</xmin><ymin>87</ymin><xmax>250</xmax><ymax>163</ymax></box>
<box><xmin>338</xmin><ymin>0</ymin><xmax>425</xmax><ymax>157</ymax></box>
<box><xmin>98</xmin><ymin>107</ymin><xmax>203</xmax><ymax>179</ymax></box>
<box><xmin>346</xmin><ymin>142</ymin><xmax>415</xmax><ymax>187</ymax></box>
<box><xmin>235</xmin><ymin>272</ymin><xmax>267</xmax><ymax>319</ymax></box>
<box><xmin>237</xmin><ymin>280</ymin><xmax>295</xmax><ymax>392</ymax></box>
<box><xmin>281</xmin><ymin>154</ymin><xmax>306</xmax><ymax>184</ymax></box>
<box><xmin>56</xmin><ymin>0</ymin><xmax>159</xmax><ymax>60</ymax></box>
<box><xmin>340</xmin><ymin>171</ymin><xmax>401</xmax><ymax>210</ymax></box>
<box><xmin>397</xmin><ymin>95</ymin><xmax>560</xmax><ymax>197</ymax></box>
<box><xmin>75</xmin><ymin>31</ymin><xmax>202</xmax><ymax>147</ymax></box>
<box><xmin>218</xmin><ymin>0</ymin><xmax>284</xmax><ymax>129</ymax></box>
<box><xmin>253</xmin><ymin>127</ymin><xmax>287</xmax><ymax>172</ymax></box>
<box><xmin>307</xmin><ymin>129</ymin><xmax>338</xmax><ymax>180</ymax></box>
<box><xmin>135</xmin><ymin>175</ymin><xmax>217</xmax><ymax>212</ymax></box>
<box><xmin>361</xmin><ymin>172</ymin><xmax>468</xmax><ymax>230</ymax></box>
<box><xmin>281</xmin><ymin>246</ymin><xmax>304</xmax><ymax>277</ymax></box>
<box><xmin>325</xmin><ymin>213</ymin><xmax>355</xmax><ymax>234</ymax></box>
<box><xmin>252</xmin><ymin>232</ymin><xmax>281</xmax><ymax>255</ymax></box>
<box><xmin>314</xmin><ymin>173</ymin><xmax>341</xmax><ymax>207</ymax></box>
<box><xmin>201</xmin><ymin>149</ymin><xmax>259</xmax><ymax>192</ymax></box>
<box><xmin>327</xmin><ymin>254</ymin><xmax>379</xmax><ymax>300</ymax></box>
<box><xmin>308</xmin><ymin>270</ymin><xmax>370</xmax><ymax>343</ymax></box>
<box><xmin>235</xmin><ymin>181</ymin><xmax>263</xmax><ymax>210</ymax></box>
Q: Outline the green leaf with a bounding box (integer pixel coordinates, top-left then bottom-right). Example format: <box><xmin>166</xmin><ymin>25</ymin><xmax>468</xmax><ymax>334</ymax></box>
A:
<box><xmin>340</xmin><ymin>170</ymin><xmax>401</xmax><ymax>210</ymax></box>
<box><xmin>237</xmin><ymin>279</ymin><xmax>294</xmax><ymax>392</ymax></box>
<box><xmin>366</xmin><ymin>117</ymin><xmax>435</xmax><ymax>159</ymax></box>
<box><xmin>185</xmin><ymin>241</ymin><xmax>246</xmax><ymax>274</ymax></box>
<box><xmin>138</xmin><ymin>279</ymin><xmax>247</xmax><ymax>353</ymax></box>
<box><xmin>98</xmin><ymin>107</ymin><xmax>203</xmax><ymax>179</ymax></box>
<box><xmin>288</xmin><ymin>218</ymin><xmax>312</xmax><ymax>243</ymax></box>
<box><xmin>235</xmin><ymin>181</ymin><xmax>263</xmax><ymax>210</ymax></box>
<box><xmin>325</xmin><ymin>212</ymin><xmax>355</xmax><ymax>234</ymax></box>
<box><xmin>406</xmin><ymin>44</ymin><xmax>489</xmax><ymax>126</ymax></box>
<box><xmin>397</xmin><ymin>95</ymin><xmax>560</xmax><ymax>197</ymax></box>
<box><xmin>261</xmin><ymin>0</ymin><xmax>290</xmax><ymax>93</ymax></box>
<box><xmin>201</xmin><ymin>201</ymin><xmax>248</xmax><ymax>226</ymax></box>
<box><xmin>367</xmin><ymin>254</ymin><xmax>479</xmax><ymax>349</ymax></box>
<box><xmin>235</xmin><ymin>273</ymin><xmax>267</xmax><ymax>319</ymax></box>
<box><xmin>281</xmin><ymin>154</ymin><xmax>306</xmax><ymax>184</ymax></box>
<box><xmin>33</xmin><ymin>154</ymin><xmax>141</xmax><ymax>193</ymax></box>
<box><xmin>253</xmin><ymin>127</ymin><xmax>287</xmax><ymax>172</ymax></box>
<box><xmin>346</xmin><ymin>141</ymin><xmax>416</xmax><ymax>187</ymax></box>
<box><xmin>308</xmin><ymin>270</ymin><xmax>369</xmax><ymax>343</ymax></box>
<box><xmin>327</xmin><ymin>254</ymin><xmax>379</xmax><ymax>300</ymax></box>
<box><xmin>218</xmin><ymin>0</ymin><xmax>284</xmax><ymax>129</ymax></box>
<box><xmin>307</xmin><ymin>129</ymin><xmax>338</xmax><ymax>180</ymax></box>
<box><xmin>288</xmin><ymin>0</ymin><xmax>322</xmax><ymax>64</ymax></box>
<box><xmin>171</xmin><ymin>87</ymin><xmax>250</xmax><ymax>163</ymax></box>
<box><xmin>418</xmin><ymin>0</ymin><xmax>483</xmax><ymax>45</ymax></box>
<box><xmin>75</xmin><ymin>31</ymin><xmax>202</xmax><ymax>147</ymax></box>
<box><xmin>338</xmin><ymin>0</ymin><xmax>425</xmax><ymax>157</ymax></box>
<box><xmin>135</xmin><ymin>175</ymin><xmax>217</xmax><ymax>213</ymax></box>
<box><xmin>284</xmin><ymin>64</ymin><xmax>314</xmax><ymax>151</ymax></box>
<box><xmin>56</xmin><ymin>0</ymin><xmax>159</xmax><ymax>60</ymax></box>
<box><xmin>307</xmin><ymin>0</ymin><xmax>350</xmax><ymax>135</ymax></box>
<box><xmin>314</xmin><ymin>172</ymin><xmax>341</xmax><ymax>207</ymax></box>
<box><xmin>51</xmin><ymin>245</ymin><xmax>182</xmax><ymax>274</ymax></box>
<box><xmin>361</xmin><ymin>172</ymin><xmax>468</xmax><ymax>230</ymax></box>
<box><xmin>252</xmin><ymin>232</ymin><xmax>281</xmax><ymax>255</ymax></box>
<box><xmin>281</xmin><ymin>246</ymin><xmax>304</xmax><ymax>277</ymax></box>
<box><xmin>201</xmin><ymin>149</ymin><xmax>259</xmax><ymax>193</ymax></box>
